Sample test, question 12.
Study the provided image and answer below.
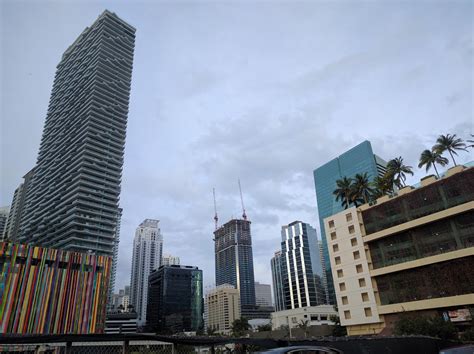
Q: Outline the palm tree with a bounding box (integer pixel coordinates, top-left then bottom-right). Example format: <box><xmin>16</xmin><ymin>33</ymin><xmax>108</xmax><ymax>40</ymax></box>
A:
<box><xmin>387</xmin><ymin>157</ymin><xmax>414</xmax><ymax>188</ymax></box>
<box><xmin>418</xmin><ymin>149</ymin><xmax>449</xmax><ymax>178</ymax></box>
<box><xmin>297</xmin><ymin>320</ymin><xmax>310</xmax><ymax>338</ymax></box>
<box><xmin>433</xmin><ymin>134</ymin><xmax>467</xmax><ymax>166</ymax></box>
<box><xmin>231</xmin><ymin>318</ymin><xmax>250</xmax><ymax>337</ymax></box>
<box><xmin>333</xmin><ymin>177</ymin><xmax>353</xmax><ymax>209</ymax></box>
<box><xmin>467</xmin><ymin>134</ymin><xmax>474</xmax><ymax>148</ymax></box>
<box><xmin>351</xmin><ymin>172</ymin><xmax>374</xmax><ymax>205</ymax></box>
<box><xmin>371</xmin><ymin>174</ymin><xmax>394</xmax><ymax>199</ymax></box>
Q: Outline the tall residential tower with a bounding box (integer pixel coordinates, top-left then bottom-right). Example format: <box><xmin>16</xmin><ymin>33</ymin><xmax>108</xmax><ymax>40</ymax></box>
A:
<box><xmin>313</xmin><ymin>141</ymin><xmax>387</xmax><ymax>304</ymax></box>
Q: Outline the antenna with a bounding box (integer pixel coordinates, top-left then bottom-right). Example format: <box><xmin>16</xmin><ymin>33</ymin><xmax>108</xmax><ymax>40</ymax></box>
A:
<box><xmin>213</xmin><ymin>188</ymin><xmax>218</xmax><ymax>230</ymax></box>
<box><xmin>238</xmin><ymin>179</ymin><xmax>247</xmax><ymax>220</ymax></box>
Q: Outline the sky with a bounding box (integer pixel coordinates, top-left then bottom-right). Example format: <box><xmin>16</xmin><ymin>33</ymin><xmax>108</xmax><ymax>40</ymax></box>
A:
<box><xmin>1</xmin><ymin>0</ymin><xmax>473</xmax><ymax>293</ymax></box>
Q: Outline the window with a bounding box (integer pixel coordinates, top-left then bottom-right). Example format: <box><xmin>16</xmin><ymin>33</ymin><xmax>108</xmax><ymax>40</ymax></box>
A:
<box><xmin>333</xmin><ymin>244</ymin><xmax>339</xmax><ymax>252</ymax></box>
<box><xmin>361</xmin><ymin>292</ymin><xmax>369</xmax><ymax>302</ymax></box>
<box><xmin>341</xmin><ymin>296</ymin><xmax>348</xmax><ymax>305</ymax></box>
<box><xmin>328</xmin><ymin>220</ymin><xmax>335</xmax><ymax>228</ymax></box>
<box><xmin>337</xmin><ymin>269</ymin><xmax>344</xmax><ymax>278</ymax></box>
<box><xmin>348</xmin><ymin>225</ymin><xmax>355</xmax><ymax>234</ymax></box>
<box><xmin>320</xmin><ymin>315</ymin><xmax>328</xmax><ymax>321</ymax></box>
<box><xmin>339</xmin><ymin>282</ymin><xmax>346</xmax><ymax>291</ymax></box>
<box><xmin>330</xmin><ymin>232</ymin><xmax>337</xmax><ymax>240</ymax></box>
<box><xmin>364</xmin><ymin>307</ymin><xmax>372</xmax><ymax>317</ymax></box>
<box><xmin>359</xmin><ymin>278</ymin><xmax>366</xmax><ymax>287</ymax></box>
<box><xmin>335</xmin><ymin>256</ymin><xmax>341</xmax><ymax>265</ymax></box>
<box><xmin>356</xmin><ymin>264</ymin><xmax>363</xmax><ymax>273</ymax></box>
<box><xmin>351</xmin><ymin>238</ymin><xmax>358</xmax><ymax>247</ymax></box>
<box><xmin>346</xmin><ymin>213</ymin><xmax>353</xmax><ymax>222</ymax></box>
<box><xmin>344</xmin><ymin>310</ymin><xmax>351</xmax><ymax>319</ymax></box>
<box><xmin>353</xmin><ymin>251</ymin><xmax>360</xmax><ymax>260</ymax></box>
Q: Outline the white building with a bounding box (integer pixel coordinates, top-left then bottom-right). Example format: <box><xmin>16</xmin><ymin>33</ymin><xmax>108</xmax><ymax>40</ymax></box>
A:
<box><xmin>255</xmin><ymin>282</ymin><xmax>272</xmax><ymax>307</ymax></box>
<box><xmin>205</xmin><ymin>284</ymin><xmax>241</xmax><ymax>335</ymax></box>
<box><xmin>130</xmin><ymin>219</ymin><xmax>163</xmax><ymax>326</ymax></box>
<box><xmin>271</xmin><ymin>305</ymin><xmax>337</xmax><ymax>330</ymax></box>
<box><xmin>162</xmin><ymin>253</ymin><xmax>180</xmax><ymax>266</ymax></box>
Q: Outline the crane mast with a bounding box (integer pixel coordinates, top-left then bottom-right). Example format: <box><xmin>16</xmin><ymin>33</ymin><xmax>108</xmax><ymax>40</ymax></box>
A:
<box><xmin>213</xmin><ymin>188</ymin><xmax>218</xmax><ymax>230</ymax></box>
<box><xmin>238</xmin><ymin>179</ymin><xmax>247</xmax><ymax>221</ymax></box>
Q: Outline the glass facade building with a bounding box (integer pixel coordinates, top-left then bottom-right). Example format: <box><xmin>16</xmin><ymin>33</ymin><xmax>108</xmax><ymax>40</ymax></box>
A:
<box><xmin>146</xmin><ymin>265</ymin><xmax>203</xmax><ymax>334</ymax></box>
<box><xmin>313</xmin><ymin>141</ymin><xmax>386</xmax><ymax>304</ymax></box>
<box><xmin>214</xmin><ymin>219</ymin><xmax>256</xmax><ymax>308</ymax></box>
<box><xmin>270</xmin><ymin>251</ymin><xmax>285</xmax><ymax>312</ymax></box>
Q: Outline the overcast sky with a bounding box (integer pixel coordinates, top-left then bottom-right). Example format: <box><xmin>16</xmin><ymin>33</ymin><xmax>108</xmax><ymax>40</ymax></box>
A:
<box><xmin>1</xmin><ymin>0</ymin><xmax>473</xmax><ymax>292</ymax></box>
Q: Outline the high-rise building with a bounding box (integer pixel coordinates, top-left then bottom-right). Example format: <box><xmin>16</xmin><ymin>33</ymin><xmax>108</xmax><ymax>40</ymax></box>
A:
<box><xmin>281</xmin><ymin>221</ymin><xmax>325</xmax><ymax>309</ymax></box>
<box><xmin>0</xmin><ymin>241</ymin><xmax>111</xmax><ymax>334</ymax></box>
<box><xmin>108</xmin><ymin>208</ymin><xmax>123</xmax><ymax>309</ymax></box>
<box><xmin>324</xmin><ymin>164</ymin><xmax>474</xmax><ymax>335</ymax></box>
<box><xmin>147</xmin><ymin>265</ymin><xmax>203</xmax><ymax>333</ymax></box>
<box><xmin>130</xmin><ymin>219</ymin><xmax>163</xmax><ymax>325</ymax></box>
<box><xmin>313</xmin><ymin>140</ymin><xmax>387</xmax><ymax>304</ymax></box>
<box><xmin>271</xmin><ymin>251</ymin><xmax>285</xmax><ymax>312</ymax></box>
<box><xmin>2</xmin><ymin>169</ymin><xmax>35</xmax><ymax>242</ymax></box>
<box><xmin>0</xmin><ymin>207</ymin><xmax>9</xmax><ymax>239</ymax></box>
<box><xmin>162</xmin><ymin>253</ymin><xmax>180</xmax><ymax>266</ymax></box>
<box><xmin>214</xmin><ymin>219</ymin><xmax>256</xmax><ymax>310</ymax></box>
<box><xmin>17</xmin><ymin>10</ymin><xmax>135</xmax><ymax>260</ymax></box>
<box><xmin>205</xmin><ymin>284</ymin><xmax>241</xmax><ymax>335</ymax></box>
<box><xmin>255</xmin><ymin>282</ymin><xmax>272</xmax><ymax>307</ymax></box>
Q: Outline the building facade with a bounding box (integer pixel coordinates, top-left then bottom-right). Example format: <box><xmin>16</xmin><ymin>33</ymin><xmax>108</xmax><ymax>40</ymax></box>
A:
<box><xmin>255</xmin><ymin>282</ymin><xmax>272</xmax><ymax>307</ymax></box>
<box><xmin>214</xmin><ymin>219</ymin><xmax>256</xmax><ymax>309</ymax></box>
<box><xmin>130</xmin><ymin>219</ymin><xmax>163</xmax><ymax>325</ymax></box>
<box><xmin>271</xmin><ymin>251</ymin><xmax>285</xmax><ymax>312</ymax></box>
<box><xmin>162</xmin><ymin>253</ymin><xmax>180</xmax><ymax>266</ymax></box>
<box><xmin>0</xmin><ymin>241</ymin><xmax>111</xmax><ymax>334</ymax></box>
<box><xmin>147</xmin><ymin>265</ymin><xmax>203</xmax><ymax>333</ymax></box>
<box><xmin>17</xmin><ymin>10</ymin><xmax>135</xmax><ymax>259</ymax></box>
<box><xmin>205</xmin><ymin>284</ymin><xmax>241</xmax><ymax>335</ymax></box>
<box><xmin>270</xmin><ymin>305</ymin><xmax>337</xmax><ymax>330</ymax></box>
<box><xmin>0</xmin><ymin>207</ymin><xmax>9</xmax><ymax>239</ymax></box>
<box><xmin>325</xmin><ymin>165</ymin><xmax>474</xmax><ymax>335</ymax></box>
<box><xmin>313</xmin><ymin>140</ymin><xmax>387</xmax><ymax>304</ymax></box>
<box><xmin>281</xmin><ymin>221</ymin><xmax>325</xmax><ymax>309</ymax></box>
<box><xmin>105</xmin><ymin>312</ymin><xmax>137</xmax><ymax>334</ymax></box>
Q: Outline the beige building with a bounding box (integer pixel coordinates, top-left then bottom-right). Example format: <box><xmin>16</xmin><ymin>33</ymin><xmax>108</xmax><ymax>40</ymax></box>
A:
<box><xmin>271</xmin><ymin>305</ymin><xmax>337</xmax><ymax>330</ymax></box>
<box><xmin>205</xmin><ymin>284</ymin><xmax>241</xmax><ymax>334</ymax></box>
<box><xmin>325</xmin><ymin>165</ymin><xmax>474</xmax><ymax>336</ymax></box>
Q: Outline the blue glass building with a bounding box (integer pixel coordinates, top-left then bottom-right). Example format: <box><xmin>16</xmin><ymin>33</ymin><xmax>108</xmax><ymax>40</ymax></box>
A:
<box><xmin>313</xmin><ymin>141</ymin><xmax>387</xmax><ymax>304</ymax></box>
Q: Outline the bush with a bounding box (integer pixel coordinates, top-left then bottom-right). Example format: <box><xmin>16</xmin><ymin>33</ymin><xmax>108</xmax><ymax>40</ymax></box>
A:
<box><xmin>460</xmin><ymin>327</ymin><xmax>474</xmax><ymax>342</ymax></box>
<box><xmin>394</xmin><ymin>315</ymin><xmax>458</xmax><ymax>340</ymax></box>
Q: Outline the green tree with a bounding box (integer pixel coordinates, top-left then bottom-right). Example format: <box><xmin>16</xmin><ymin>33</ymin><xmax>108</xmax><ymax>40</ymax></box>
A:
<box><xmin>329</xmin><ymin>314</ymin><xmax>347</xmax><ymax>337</ymax></box>
<box><xmin>394</xmin><ymin>315</ymin><xmax>457</xmax><ymax>340</ymax></box>
<box><xmin>467</xmin><ymin>134</ymin><xmax>474</xmax><ymax>149</ymax></box>
<box><xmin>418</xmin><ymin>149</ymin><xmax>449</xmax><ymax>178</ymax></box>
<box><xmin>433</xmin><ymin>133</ymin><xmax>467</xmax><ymax>166</ymax></box>
<box><xmin>297</xmin><ymin>319</ymin><xmax>310</xmax><ymax>338</ymax></box>
<box><xmin>371</xmin><ymin>174</ymin><xmax>394</xmax><ymax>200</ymax></box>
<box><xmin>256</xmin><ymin>323</ymin><xmax>272</xmax><ymax>332</ymax></box>
<box><xmin>333</xmin><ymin>177</ymin><xmax>354</xmax><ymax>209</ymax></box>
<box><xmin>387</xmin><ymin>157</ymin><xmax>414</xmax><ymax>188</ymax></box>
<box><xmin>351</xmin><ymin>172</ymin><xmax>374</xmax><ymax>205</ymax></box>
<box><xmin>206</xmin><ymin>326</ymin><xmax>217</xmax><ymax>336</ymax></box>
<box><xmin>231</xmin><ymin>317</ymin><xmax>250</xmax><ymax>337</ymax></box>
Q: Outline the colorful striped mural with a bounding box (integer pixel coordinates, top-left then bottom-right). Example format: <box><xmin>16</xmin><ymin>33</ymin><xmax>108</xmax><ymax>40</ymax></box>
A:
<box><xmin>0</xmin><ymin>242</ymin><xmax>111</xmax><ymax>334</ymax></box>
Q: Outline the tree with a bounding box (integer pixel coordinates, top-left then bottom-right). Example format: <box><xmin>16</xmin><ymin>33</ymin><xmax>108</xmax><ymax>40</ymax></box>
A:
<box><xmin>329</xmin><ymin>314</ymin><xmax>346</xmax><ymax>337</ymax></box>
<box><xmin>371</xmin><ymin>174</ymin><xmax>394</xmax><ymax>199</ymax></box>
<box><xmin>351</xmin><ymin>172</ymin><xmax>374</xmax><ymax>205</ymax></box>
<box><xmin>418</xmin><ymin>149</ymin><xmax>449</xmax><ymax>178</ymax></box>
<box><xmin>117</xmin><ymin>304</ymin><xmax>124</xmax><ymax>313</ymax></box>
<box><xmin>256</xmin><ymin>323</ymin><xmax>272</xmax><ymax>332</ymax></box>
<box><xmin>297</xmin><ymin>319</ymin><xmax>310</xmax><ymax>338</ymax></box>
<box><xmin>394</xmin><ymin>315</ymin><xmax>457</xmax><ymax>340</ymax></box>
<box><xmin>231</xmin><ymin>318</ymin><xmax>250</xmax><ymax>337</ymax></box>
<box><xmin>333</xmin><ymin>177</ymin><xmax>354</xmax><ymax>209</ymax></box>
<box><xmin>386</xmin><ymin>157</ymin><xmax>414</xmax><ymax>188</ymax></box>
<box><xmin>433</xmin><ymin>133</ymin><xmax>467</xmax><ymax>166</ymax></box>
<box><xmin>206</xmin><ymin>326</ymin><xmax>217</xmax><ymax>336</ymax></box>
<box><xmin>467</xmin><ymin>134</ymin><xmax>474</xmax><ymax>149</ymax></box>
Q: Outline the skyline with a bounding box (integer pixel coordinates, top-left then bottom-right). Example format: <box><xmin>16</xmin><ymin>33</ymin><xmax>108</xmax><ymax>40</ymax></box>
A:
<box><xmin>1</xmin><ymin>1</ymin><xmax>473</xmax><ymax>292</ymax></box>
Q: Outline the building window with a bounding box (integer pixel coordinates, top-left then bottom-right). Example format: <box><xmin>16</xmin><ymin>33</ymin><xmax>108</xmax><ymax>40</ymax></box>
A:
<box><xmin>361</xmin><ymin>292</ymin><xmax>369</xmax><ymax>302</ymax></box>
<box><xmin>346</xmin><ymin>213</ymin><xmax>353</xmax><ymax>222</ymax></box>
<box><xmin>330</xmin><ymin>232</ymin><xmax>337</xmax><ymax>240</ymax></box>
<box><xmin>335</xmin><ymin>256</ymin><xmax>341</xmax><ymax>265</ymax></box>
<box><xmin>364</xmin><ymin>307</ymin><xmax>372</xmax><ymax>317</ymax></box>
<box><xmin>344</xmin><ymin>310</ymin><xmax>351</xmax><ymax>319</ymax></box>
<box><xmin>341</xmin><ymin>296</ymin><xmax>348</xmax><ymax>305</ymax></box>
<box><xmin>320</xmin><ymin>315</ymin><xmax>328</xmax><ymax>321</ymax></box>
<box><xmin>351</xmin><ymin>238</ymin><xmax>358</xmax><ymax>247</ymax></box>
<box><xmin>339</xmin><ymin>282</ymin><xmax>346</xmax><ymax>291</ymax></box>
<box><xmin>356</xmin><ymin>264</ymin><xmax>363</xmax><ymax>273</ymax></box>
<box><xmin>348</xmin><ymin>225</ymin><xmax>355</xmax><ymax>234</ymax></box>
<box><xmin>337</xmin><ymin>269</ymin><xmax>344</xmax><ymax>278</ymax></box>
<box><xmin>359</xmin><ymin>278</ymin><xmax>366</xmax><ymax>287</ymax></box>
<box><xmin>353</xmin><ymin>251</ymin><xmax>360</xmax><ymax>260</ymax></box>
<box><xmin>333</xmin><ymin>244</ymin><xmax>339</xmax><ymax>252</ymax></box>
<box><xmin>328</xmin><ymin>220</ymin><xmax>335</xmax><ymax>228</ymax></box>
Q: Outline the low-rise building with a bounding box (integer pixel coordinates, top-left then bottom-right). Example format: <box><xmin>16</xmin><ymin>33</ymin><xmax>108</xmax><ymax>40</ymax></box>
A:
<box><xmin>325</xmin><ymin>165</ymin><xmax>474</xmax><ymax>335</ymax></box>
<box><xmin>205</xmin><ymin>284</ymin><xmax>241</xmax><ymax>335</ymax></box>
<box><xmin>271</xmin><ymin>305</ymin><xmax>337</xmax><ymax>330</ymax></box>
<box><xmin>105</xmin><ymin>312</ymin><xmax>138</xmax><ymax>334</ymax></box>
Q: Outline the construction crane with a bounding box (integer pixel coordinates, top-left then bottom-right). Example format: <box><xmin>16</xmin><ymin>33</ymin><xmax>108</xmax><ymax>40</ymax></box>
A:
<box><xmin>238</xmin><ymin>179</ymin><xmax>247</xmax><ymax>221</ymax></box>
<box><xmin>213</xmin><ymin>188</ymin><xmax>218</xmax><ymax>230</ymax></box>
